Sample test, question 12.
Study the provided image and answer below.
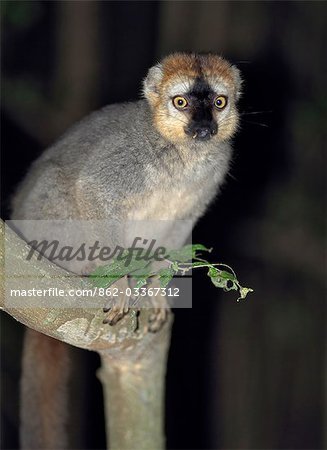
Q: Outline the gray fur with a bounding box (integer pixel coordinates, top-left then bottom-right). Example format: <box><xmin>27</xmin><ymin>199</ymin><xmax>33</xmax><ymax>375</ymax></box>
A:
<box><xmin>12</xmin><ymin>100</ymin><xmax>233</xmax><ymax>224</ymax></box>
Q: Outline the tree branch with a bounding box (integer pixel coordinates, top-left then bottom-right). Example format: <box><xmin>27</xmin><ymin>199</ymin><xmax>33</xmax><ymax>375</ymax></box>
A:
<box><xmin>0</xmin><ymin>219</ymin><xmax>172</xmax><ymax>449</ymax></box>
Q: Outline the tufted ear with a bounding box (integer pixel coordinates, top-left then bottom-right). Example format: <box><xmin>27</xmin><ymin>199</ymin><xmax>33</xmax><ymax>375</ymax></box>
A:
<box><xmin>143</xmin><ymin>63</ymin><xmax>164</xmax><ymax>105</ymax></box>
<box><xmin>231</xmin><ymin>65</ymin><xmax>243</xmax><ymax>100</ymax></box>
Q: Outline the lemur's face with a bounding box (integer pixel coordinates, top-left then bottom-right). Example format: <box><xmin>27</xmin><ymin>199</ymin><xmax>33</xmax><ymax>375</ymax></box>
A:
<box><xmin>165</xmin><ymin>75</ymin><xmax>233</xmax><ymax>142</ymax></box>
<box><xmin>144</xmin><ymin>53</ymin><xmax>242</xmax><ymax>145</ymax></box>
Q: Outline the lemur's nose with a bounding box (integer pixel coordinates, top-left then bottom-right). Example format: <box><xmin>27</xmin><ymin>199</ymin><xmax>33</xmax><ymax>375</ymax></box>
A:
<box><xmin>195</xmin><ymin>127</ymin><xmax>210</xmax><ymax>140</ymax></box>
<box><xmin>185</xmin><ymin>121</ymin><xmax>218</xmax><ymax>141</ymax></box>
<box><xmin>193</xmin><ymin>124</ymin><xmax>218</xmax><ymax>140</ymax></box>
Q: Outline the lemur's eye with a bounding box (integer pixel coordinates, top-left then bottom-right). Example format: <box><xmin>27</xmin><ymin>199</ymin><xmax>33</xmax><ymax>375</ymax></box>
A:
<box><xmin>173</xmin><ymin>96</ymin><xmax>188</xmax><ymax>109</ymax></box>
<box><xmin>214</xmin><ymin>95</ymin><xmax>228</xmax><ymax>110</ymax></box>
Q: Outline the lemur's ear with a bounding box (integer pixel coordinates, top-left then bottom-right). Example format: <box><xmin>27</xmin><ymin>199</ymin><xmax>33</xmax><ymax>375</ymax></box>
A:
<box><xmin>143</xmin><ymin>64</ymin><xmax>163</xmax><ymax>105</ymax></box>
<box><xmin>231</xmin><ymin>65</ymin><xmax>243</xmax><ymax>101</ymax></box>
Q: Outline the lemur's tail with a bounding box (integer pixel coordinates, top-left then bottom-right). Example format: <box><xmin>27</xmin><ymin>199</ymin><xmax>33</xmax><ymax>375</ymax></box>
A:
<box><xmin>20</xmin><ymin>328</ymin><xmax>71</xmax><ymax>449</ymax></box>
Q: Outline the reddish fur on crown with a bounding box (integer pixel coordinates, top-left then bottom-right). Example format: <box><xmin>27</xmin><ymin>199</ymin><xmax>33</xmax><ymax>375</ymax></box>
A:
<box><xmin>160</xmin><ymin>53</ymin><xmax>237</xmax><ymax>90</ymax></box>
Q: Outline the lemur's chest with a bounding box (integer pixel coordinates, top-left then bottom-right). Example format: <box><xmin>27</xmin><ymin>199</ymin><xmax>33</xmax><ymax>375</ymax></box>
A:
<box><xmin>127</xmin><ymin>175</ymin><xmax>213</xmax><ymax>221</ymax></box>
<box><xmin>126</xmin><ymin>152</ymin><xmax>222</xmax><ymax>221</ymax></box>
<box><xmin>128</xmin><ymin>187</ymin><xmax>193</xmax><ymax>220</ymax></box>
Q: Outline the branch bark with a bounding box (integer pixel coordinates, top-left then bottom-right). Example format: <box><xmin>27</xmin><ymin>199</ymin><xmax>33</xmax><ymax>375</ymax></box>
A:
<box><xmin>99</xmin><ymin>325</ymin><xmax>171</xmax><ymax>450</ymax></box>
<box><xmin>0</xmin><ymin>219</ymin><xmax>172</xmax><ymax>449</ymax></box>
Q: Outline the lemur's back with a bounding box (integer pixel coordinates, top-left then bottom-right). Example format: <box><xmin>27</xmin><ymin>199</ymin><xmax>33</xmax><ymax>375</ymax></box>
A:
<box><xmin>11</xmin><ymin>101</ymin><xmax>155</xmax><ymax>220</ymax></box>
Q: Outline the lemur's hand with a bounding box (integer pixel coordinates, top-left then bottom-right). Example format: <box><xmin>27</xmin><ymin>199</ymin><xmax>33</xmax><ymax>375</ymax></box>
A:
<box><xmin>102</xmin><ymin>276</ymin><xmax>130</xmax><ymax>325</ymax></box>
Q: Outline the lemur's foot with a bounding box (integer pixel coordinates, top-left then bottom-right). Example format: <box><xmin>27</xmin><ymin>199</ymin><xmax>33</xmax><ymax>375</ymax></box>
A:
<box><xmin>102</xmin><ymin>301</ymin><xmax>129</xmax><ymax>325</ymax></box>
<box><xmin>146</xmin><ymin>278</ymin><xmax>170</xmax><ymax>333</ymax></box>
<box><xmin>102</xmin><ymin>276</ymin><xmax>170</xmax><ymax>332</ymax></box>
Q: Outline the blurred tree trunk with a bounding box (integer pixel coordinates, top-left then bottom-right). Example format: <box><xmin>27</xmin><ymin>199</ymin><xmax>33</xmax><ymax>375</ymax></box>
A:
<box><xmin>52</xmin><ymin>1</ymin><xmax>100</xmax><ymax>136</ymax></box>
<box><xmin>2</xmin><ymin>1</ymin><xmax>100</xmax><ymax>145</ymax></box>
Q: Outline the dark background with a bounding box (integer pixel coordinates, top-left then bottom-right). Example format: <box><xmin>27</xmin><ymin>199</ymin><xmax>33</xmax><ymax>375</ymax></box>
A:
<box><xmin>1</xmin><ymin>1</ymin><xmax>326</xmax><ymax>449</ymax></box>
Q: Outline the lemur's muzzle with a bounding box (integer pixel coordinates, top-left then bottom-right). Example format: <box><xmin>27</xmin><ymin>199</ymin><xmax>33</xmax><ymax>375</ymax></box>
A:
<box><xmin>185</xmin><ymin>122</ymin><xmax>218</xmax><ymax>141</ymax></box>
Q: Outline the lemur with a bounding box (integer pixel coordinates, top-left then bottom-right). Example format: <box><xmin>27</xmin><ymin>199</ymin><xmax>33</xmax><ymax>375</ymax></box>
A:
<box><xmin>11</xmin><ymin>53</ymin><xmax>242</xmax><ymax>448</ymax></box>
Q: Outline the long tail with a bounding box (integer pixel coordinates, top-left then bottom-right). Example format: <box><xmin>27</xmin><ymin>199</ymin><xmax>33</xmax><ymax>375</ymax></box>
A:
<box><xmin>20</xmin><ymin>328</ymin><xmax>72</xmax><ymax>449</ymax></box>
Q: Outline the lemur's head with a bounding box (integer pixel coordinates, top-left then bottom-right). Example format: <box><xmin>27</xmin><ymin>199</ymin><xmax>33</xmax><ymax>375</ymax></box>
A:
<box><xmin>143</xmin><ymin>53</ymin><xmax>242</xmax><ymax>144</ymax></box>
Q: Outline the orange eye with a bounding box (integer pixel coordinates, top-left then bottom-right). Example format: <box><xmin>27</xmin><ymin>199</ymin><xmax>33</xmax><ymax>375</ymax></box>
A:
<box><xmin>173</xmin><ymin>96</ymin><xmax>188</xmax><ymax>109</ymax></box>
<box><xmin>214</xmin><ymin>95</ymin><xmax>228</xmax><ymax>109</ymax></box>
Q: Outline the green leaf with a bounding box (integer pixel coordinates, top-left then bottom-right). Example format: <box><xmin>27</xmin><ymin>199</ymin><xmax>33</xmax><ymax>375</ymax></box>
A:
<box><xmin>218</xmin><ymin>270</ymin><xmax>237</xmax><ymax>281</ymax></box>
<box><xmin>166</xmin><ymin>246</ymin><xmax>193</xmax><ymax>262</ymax></box>
<box><xmin>191</xmin><ymin>244</ymin><xmax>212</xmax><ymax>254</ymax></box>
<box><xmin>88</xmin><ymin>241</ymin><xmax>253</xmax><ymax>303</ymax></box>
<box><xmin>135</xmin><ymin>278</ymin><xmax>148</xmax><ymax>289</ymax></box>
<box><xmin>208</xmin><ymin>267</ymin><xmax>224</xmax><ymax>288</ymax></box>
<box><xmin>130</xmin><ymin>265</ymin><xmax>154</xmax><ymax>278</ymax></box>
<box><xmin>208</xmin><ymin>266</ymin><xmax>219</xmax><ymax>277</ymax></box>
<box><xmin>89</xmin><ymin>251</ymin><xmax>150</xmax><ymax>288</ymax></box>
<box><xmin>167</xmin><ymin>244</ymin><xmax>211</xmax><ymax>263</ymax></box>
<box><xmin>208</xmin><ymin>267</ymin><xmax>238</xmax><ymax>291</ymax></box>
<box><xmin>131</xmin><ymin>266</ymin><xmax>154</xmax><ymax>289</ymax></box>
<box><xmin>210</xmin><ymin>275</ymin><xmax>226</xmax><ymax>289</ymax></box>
<box><xmin>158</xmin><ymin>268</ymin><xmax>174</xmax><ymax>288</ymax></box>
